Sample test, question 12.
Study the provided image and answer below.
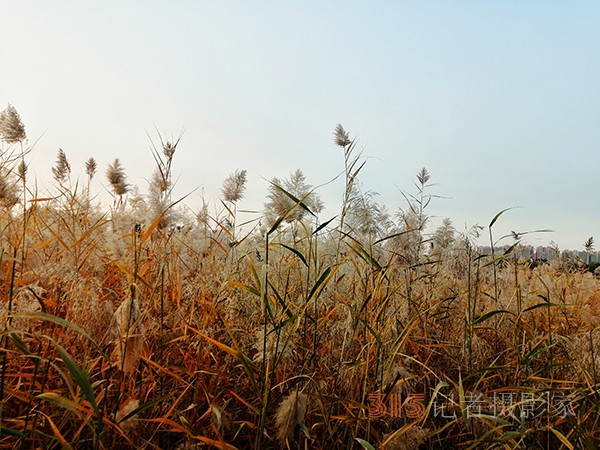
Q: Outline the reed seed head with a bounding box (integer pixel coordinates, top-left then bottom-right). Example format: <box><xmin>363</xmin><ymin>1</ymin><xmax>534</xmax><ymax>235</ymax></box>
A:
<box><xmin>85</xmin><ymin>157</ymin><xmax>97</xmax><ymax>180</ymax></box>
<box><xmin>0</xmin><ymin>104</ymin><xmax>27</xmax><ymax>144</ymax></box>
<box><xmin>275</xmin><ymin>390</ymin><xmax>308</xmax><ymax>443</ymax></box>
<box><xmin>106</xmin><ymin>158</ymin><xmax>129</xmax><ymax>197</ymax></box>
<box><xmin>334</xmin><ymin>123</ymin><xmax>351</xmax><ymax>147</ymax></box>
<box><xmin>51</xmin><ymin>148</ymin><xmax>71</xmax><ymax>184</ymax></box>
<box><xmin>0</xmin><ymin>170</ymin><xmax>19</xmax><ymax>208</ymax></box>
<box><xmin>17</xmin><ymin>160</ymin><xmax>27</xmax><ymax>181</ymax></box>
<box><xmin>416</xmin><ymin>167</ymin><xmax>430</xmax><ymax>185</ymax></box>
<box><xmin>221</xmin><ymin>169</ymin><xmax>247</xmax><ymax>203</ymax></box>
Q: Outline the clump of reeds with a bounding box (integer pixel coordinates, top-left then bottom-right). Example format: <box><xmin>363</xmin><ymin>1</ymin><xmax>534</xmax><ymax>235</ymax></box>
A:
<box><xmin>66</xmin><ymin>279</ymin><xmax>114</xmax><ymax>344</ymax></box>
<box><xmin>252</xmin><ymin>327</ymin><xmax>295</xmax><ymax>365</ymax></box>
<box><xmin>147</xmin><ymin>131</ymin><xmax>182</xmax><ymax>229</ymax></box>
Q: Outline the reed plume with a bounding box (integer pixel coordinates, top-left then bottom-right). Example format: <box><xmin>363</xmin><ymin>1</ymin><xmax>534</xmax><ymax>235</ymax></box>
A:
<box><xmin>106</xmin><ymin>158</ymin><xmax>129</xmax><ymax>207</ymax></box>
<box><xmin>113</xmin><ymin>292</ymin><xmax>142</xmax><ymax>375</ymax></box>
<box><xmin>275</xmin><ymin>389</ymin><xmax>308</xmax><ymax>444</ymax></box>
<box><xmin>0</xmin><ymin>168</ymin><xmax>20</xmax><ymax>208</ymax></box>
<box><xmin>51</xmin><ymin>148</ymin><xmax>71</xmax><ymax>185</ymax></box>
<box><xmin>148</xmin><ymin>132</ymin><xmax>181</xmax><ymax>229</ymax></box>
<box><xmin>333</xmin><ymin>123</ymin><xmax>351</xmax><ymax>148</ymax></box>
<box><xmin>0</xmin><ymin>104</ymin><xmax>27</xmax><ymax>144</ymax></box>
<box><xmin>17</xmin><ymin>160</ymin><xmax>27</xmax><ymax>182</ymax></box>
<box><xmin>221</xmin><ymin>169</ymin><xmax>247</xmax><ymax>203</ymax></box>
<box><xmin>264</xmin><ymin>169</ymin><xmax>323</xmax><ymax>226</ymax></box>
<box><xmin>85</xmin><ymin>157</ymin><xmax>97</xmax><ymax>180</ymax></box>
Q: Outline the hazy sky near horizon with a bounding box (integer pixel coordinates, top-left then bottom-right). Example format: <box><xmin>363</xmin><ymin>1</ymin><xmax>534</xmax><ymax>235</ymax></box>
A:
<box><xmin>2</xmin><ymin>1</ymin><xmax>599</xmax><ymax>250</ymax></box>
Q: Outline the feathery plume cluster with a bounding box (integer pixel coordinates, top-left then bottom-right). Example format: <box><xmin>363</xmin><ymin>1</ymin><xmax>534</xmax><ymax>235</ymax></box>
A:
<box><xmin>382</xmin><ymin>426</ymin><xmax>429</xmax><ymax>450</ymax></box>
<box><xmin>0</xmin><ymin>168</ymin><xmax>20</xmax><ymax>208</ymax></box>
<box><xmin>147</xmin><ymin>133</ymin><xmax>181</xmax><ymax>228</ymax></box>
<box><xmin>264</xmin><ymin>169</ymin><xmax>323</xmax><ymax>226</ymax></box>
<box><xmin>149</xmin><ymin>133</ymin><xmax>179</xmax><ymax>196</ymax></box>
<box><xmin>116</xmin><ymin>398</ymin><xmax>140</xmax><ymax>434</ymax></box>
<box><xmin>432</xmin><ymin>217</ymin><xmax>455</xmax><ymax>253</ymax></box>
<box><xmin>51</xmin><ymin>148</ymin><xmax>71</xmax><ymax>184</ymax></box>
<box><xmin>275</xmin><ymin>389</ymin><xmax>308</xmax><ymax>443</ymax></box>
<box><xmin>85</xmin><ymin>157</ymin><xmax>97</xmax><ymax>180</ymax></box>
<box><xmin>334</xmin><ymin>123</ymin><xmax>352</xmax><ymax>148</ymax></box>
<box><xmin>252</xmin><ymin>328</ymin><xmax>296</xmax><ymax>365</ymax></box>
<box><xmin>107</xmin><ymin>158</ymin><xmax>129</xmax><ymax>197</ymax></box>
<box><xmin>196</xmin><ymin>201</ymin><xmax>210</xmax><ymax>226</ymax></box>
<box><xmin>17</xmin><ymin>160</ymin><xmax>27</xmax><ymax>181</ymax></box>
<box><xmin>65</xmin><ymin>280</ymin><xmax>114</xmax><ymax>344</ymax></box>
<box><xmin>345</xmin><ymin>187</ymin><xmax>391</xmax><ymax>240</ymax></box>
<box><xmin>162</xmin><ymin>139</ymin><xmax>176</xmax><ymax>160</ymax></box>
<box><xmin>0</xmin><ymin>104</ymin><xmax>27</xmax><ymax>144</ymax></box>
<box><xmin>113</xmin><ymin>293</ymin><xmax>142</xmax><ymax>375</ymax></box>
<box><xmin>416</xmin><ymin>167</ymin><xmax>430</xmax><ymax>185</ymax></box>
<box><xmin>221</xmin><ymin>169</ymin><xmax>247</xmax><ymax>203</ymax></box>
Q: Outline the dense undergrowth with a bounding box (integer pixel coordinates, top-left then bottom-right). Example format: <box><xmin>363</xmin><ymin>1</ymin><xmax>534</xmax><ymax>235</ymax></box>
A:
<box><xmin>0</xmin><ymin>113</ymin><xmax>599</xmax><ymax>449</ymax></box>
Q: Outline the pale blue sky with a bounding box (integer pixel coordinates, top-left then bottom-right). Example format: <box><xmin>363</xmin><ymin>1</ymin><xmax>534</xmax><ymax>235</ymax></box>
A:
<box><xmin>2</xmin><ymin>2</ymin><xmax>599</xmax><ymax>250</ymax></box>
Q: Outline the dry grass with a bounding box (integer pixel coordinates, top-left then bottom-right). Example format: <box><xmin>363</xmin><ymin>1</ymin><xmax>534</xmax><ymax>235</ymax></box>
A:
<box><xmin>0</xmin><ymin>124</ymin><xmax>599</xmax><ymax>450</ymax></box>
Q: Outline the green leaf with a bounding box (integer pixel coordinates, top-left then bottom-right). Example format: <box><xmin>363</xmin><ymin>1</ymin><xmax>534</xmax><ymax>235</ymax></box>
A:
<box><xmin>489</xmin><ymin>207</ymin><xmax>516</xmax><ymax>228</ymax></box>
<box><xmin>11</xmin><ymin>311</ymin><xmax>103</xmax><ymax>355</ymax></box>
<box><xmin>341</xmin><ymin>232</ymin><xmax>382</xmax><ymax>270</ymax></box>
<box><xmin>355</xmin><ymin>437</ymin><xmax>377</xmax><ymax>450</ymax></box>
<box><xmin>227</xmin><ymin>281</ymin><xmax>260</xmax><ymax>297</ymax></box>
<box><xmin>373</xmin><ymin>228</ymin><xmax>414</xmax><ymax>245</ymax></box>
<box><xmin>54</xmin><ymin>343</ymin><xmax>99</xmax><ymax>415</ymax></box>
<box><xmin>313</xmin><ymin>216</ymin><xmax>336</xmax><ymax>235</ymax></box>
<box><xmin>354</xmin><ymin>245</ymin><xmax>382</xmax><ymax>270</ymax></box>
<box><xmin>502</xmin><ymin>242</ymin><xmax>518</xmax><ymax>256</ymax></box>
<box><xmin>267</xmin><ymin>213</ymin><xmax>288</xmax><ymax>235</ymax></box>
<box><xmin>38</xmin><ymin>392</ymin><xmax>88</xmax><ymax>415</ymax></box>
<box><xmin>498</xmin><ymin>430</ymin><xmax>527</xmax><ymax>441</ymax></box>
<box><xmin>8</xmin><ymin>332</ymin><xmax>32</xmax><ymax>356</ymax></box>
<box><xmin>471</xmin><ymin>309</ymin><xmax>514</xmax><ymax>326</ymax></box>
<box><xmin>280</xmin><ymin>244</ymin><xmax>308</xmax><ymax>267</ymax></box>
<box><xmin>523</xmin><ymin>302</ymin><xmax>560</xmax><ymax>313</ymax></box>
<box><xmin>267</xmin><ymin>182</ymin><xmax>316</xmax><ymax>234</ymax></box>
<box><xmin>307</xmin><ymin>267</ymin><xmax>332</xmax><ymax>301</ymax></box>
<box><xmin>356</xmin><ymin>317</ymin><xmax>382</xmax><ymax>347</ymax></box>
<box><xmin>272</xmin><ymin>183</ymin><xmax>315</xmax><ymax>217</ymax></box>
<box><xmin>0</xmin><ymin>427</ymin><xmax>27</xmax><ymax>438</ymax></box>
<box><xmin>268</xmin><ymin>282</ymin><xmax>293</xmax><ymax>318</ymax></box>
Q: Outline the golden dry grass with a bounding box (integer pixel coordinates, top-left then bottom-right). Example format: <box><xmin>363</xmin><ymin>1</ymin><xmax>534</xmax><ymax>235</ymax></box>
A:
<box><xmin>0</xmin><ymin>127</ymin><xmax>599</xmax><ymax>449</ymax></box>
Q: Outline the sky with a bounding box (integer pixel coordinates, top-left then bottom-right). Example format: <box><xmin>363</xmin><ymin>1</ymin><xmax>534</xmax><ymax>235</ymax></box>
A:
<box><xmin>1</xmin><ymin>1</ymin><xmax>599</xmax><ymax>250</ymax></box>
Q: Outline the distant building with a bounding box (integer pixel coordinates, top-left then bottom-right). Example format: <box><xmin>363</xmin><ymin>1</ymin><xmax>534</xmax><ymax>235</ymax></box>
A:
<box><xmin>476</xmin><ymin>245</ymin><xmax>598</xmax><ymax>264</ymax></box>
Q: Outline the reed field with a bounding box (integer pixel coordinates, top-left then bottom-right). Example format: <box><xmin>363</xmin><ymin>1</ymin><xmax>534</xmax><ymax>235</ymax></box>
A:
<box><xmin>1</xmin><ymin>112</ymin><xmax>599</xmax><ymax>449</ymax></box>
